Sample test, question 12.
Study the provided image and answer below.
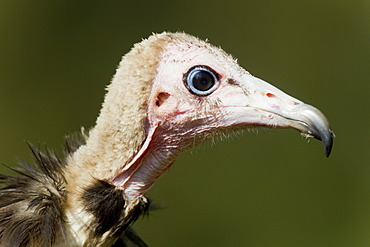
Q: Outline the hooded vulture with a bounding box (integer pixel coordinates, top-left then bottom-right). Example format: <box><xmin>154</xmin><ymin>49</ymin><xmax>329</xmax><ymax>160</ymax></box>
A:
<box><xmin>0</xmin><ymin>32</ymin><xmax>334</xmax><ymax>247</ymax></box>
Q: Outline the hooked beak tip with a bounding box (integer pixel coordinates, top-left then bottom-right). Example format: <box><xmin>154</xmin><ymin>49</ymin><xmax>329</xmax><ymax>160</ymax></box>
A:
<box><xmin>321</xmin><ymin>128</ymin><xmax>334</xmax><ymax>158</ymax></box>
<box><xmin>292</xmin><ymin>104</ymin><xmax>334</xmax><ymax>157</ymax></box>
<box><xmin>315</xmin><ymin>127</ymin><xmax>334</xmax><ymax>157</ymax></box>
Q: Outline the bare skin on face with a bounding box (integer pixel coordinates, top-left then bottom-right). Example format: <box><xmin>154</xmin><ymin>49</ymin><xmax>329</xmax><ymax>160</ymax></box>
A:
<box><xmin>107</xmin><ymin>33</ymin><xmax>333</xmax><ymax>204</ymax></box>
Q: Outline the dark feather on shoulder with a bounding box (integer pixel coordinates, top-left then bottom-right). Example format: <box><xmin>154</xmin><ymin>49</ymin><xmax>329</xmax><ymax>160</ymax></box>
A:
<box><xmin>83</xmin><ymin>179</ymin><xmax>126</xmax><ymax>237</ymax></box>
<box><xmin>0</xmin><ymin>144</ymin><xmax>67</xmax><ymax>247</ymax></box>
<box><xmin>82</xmin><ymin>180</ymin><xmax>151</xmax><ymax>246</ymax></box>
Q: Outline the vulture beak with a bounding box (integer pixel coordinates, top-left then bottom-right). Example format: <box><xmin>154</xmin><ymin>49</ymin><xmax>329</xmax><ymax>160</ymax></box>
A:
<box><xmin>219</xmin><ymin>74</ymin><xmax>334</xmax><ymax>157</ymax></box>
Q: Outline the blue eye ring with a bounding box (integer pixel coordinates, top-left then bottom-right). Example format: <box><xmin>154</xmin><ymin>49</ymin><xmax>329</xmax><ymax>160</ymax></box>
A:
<box><xmin>184</xmin><ymin>66</ymin><xmax>219</xmax><ymax>96</ymax></box>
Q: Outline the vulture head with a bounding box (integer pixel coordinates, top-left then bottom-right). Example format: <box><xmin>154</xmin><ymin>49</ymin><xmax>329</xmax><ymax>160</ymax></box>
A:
<box><xmin>0</xmin><ymin>32</ymin><xmax>333</xmax><ymax>247</ymax></box>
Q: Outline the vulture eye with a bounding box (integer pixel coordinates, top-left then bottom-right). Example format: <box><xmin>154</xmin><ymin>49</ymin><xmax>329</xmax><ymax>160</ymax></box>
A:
<box><xmin>184</xmin><ymin>66</ymin><xmax>219</xmax><ymax>96</ymax></box>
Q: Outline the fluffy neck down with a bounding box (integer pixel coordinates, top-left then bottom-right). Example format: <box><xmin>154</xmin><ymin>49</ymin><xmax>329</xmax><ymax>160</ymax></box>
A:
<box><xmin>63</xmin><ymin>32</ymin><xmax>190</xmax><ymax>245</ymax></box>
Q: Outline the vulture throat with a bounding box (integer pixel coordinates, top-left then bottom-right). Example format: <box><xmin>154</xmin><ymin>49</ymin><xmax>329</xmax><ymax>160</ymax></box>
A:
<box><xmin>0</xmin><ymin>32</ymin><xmax>334</xmax><ymax>247</ymax></box>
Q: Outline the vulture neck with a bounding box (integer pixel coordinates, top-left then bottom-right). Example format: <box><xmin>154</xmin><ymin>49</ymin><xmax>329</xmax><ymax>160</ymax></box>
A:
<box><xmin>63</xmin><ymin>34</ymin><xmax>171</xmax><ymax>242</ymax></box>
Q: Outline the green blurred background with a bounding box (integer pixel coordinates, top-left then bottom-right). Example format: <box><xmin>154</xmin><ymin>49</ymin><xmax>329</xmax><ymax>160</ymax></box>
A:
<box><xmin>0</xmin><ymin>1</ymin><xmax>369</xmax><ymax>246</ymax></box>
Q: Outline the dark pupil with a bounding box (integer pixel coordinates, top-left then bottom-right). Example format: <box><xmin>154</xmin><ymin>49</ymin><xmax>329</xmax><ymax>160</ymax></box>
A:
<box><xmin>192</xmin><ymin>71</ymin><xmax>214</xmax><ymax>91</ymax></box>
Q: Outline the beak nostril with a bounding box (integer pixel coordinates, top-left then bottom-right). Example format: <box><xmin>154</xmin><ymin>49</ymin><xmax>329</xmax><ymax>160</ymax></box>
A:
<box><xmin>155</xmin><ymin>92</ymin><xmax>170</xmax><ymax>107</ymax></box>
